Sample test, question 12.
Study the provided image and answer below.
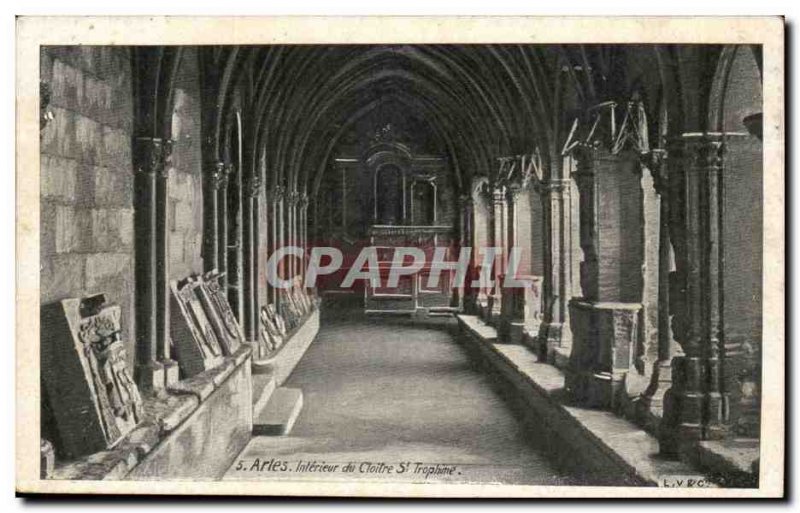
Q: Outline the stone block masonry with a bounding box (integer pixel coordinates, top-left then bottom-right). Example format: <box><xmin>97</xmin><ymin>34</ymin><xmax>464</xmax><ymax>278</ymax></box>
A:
<box><xmin>40</xmin><ymin>46</ymin><xmax>137</xmax><ymax>370</ymax></box>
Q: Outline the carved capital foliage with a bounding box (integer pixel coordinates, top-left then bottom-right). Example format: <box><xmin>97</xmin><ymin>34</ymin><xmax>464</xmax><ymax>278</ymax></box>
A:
<box><xmin>267</xmin><ymin>185</ymin><xmax>286</xmax><ymax>203</ymax></box>
<box><xmin>683</xmin><ymin>134</ymin><xmax>725</xmax><ymax>171</ymax></box>
<box><xmin>297</xmin><ymin>192</ymin><xmax>310</xmax><ymax>210</ymax></box>
<box><xmin>133</xmin><ymin>137</ymin><xmax>172</xmax><ymax>178</ymax></box>
<box><xmin>210</xmin><ymin>161</ymin><xmax>227</xmax><ymax>190</ymax></box>
<box><xmin>247</xmin><ymin>173</ymin><xmax>262</xmax><ymax>198</ymax></box>
<box><xmin>640</xmin><ymin>148</ymin><xmax>669</xmax><ymax>195</ymax></box>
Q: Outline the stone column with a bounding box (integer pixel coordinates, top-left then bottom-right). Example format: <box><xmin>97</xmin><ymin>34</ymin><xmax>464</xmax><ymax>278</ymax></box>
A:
<box><xmin>132</xmin><ymin>136</ymin><xmax>165</xmax><ymax>392</ymax></box>
<box><xmin>298</xmin><ymin>192</ymin><xmax>310</xmax><ymax>284</ymax></box>
<box><xmin>566</xmin><ymin>145</ymin><xmax>643</xmax><ymax>409</ymax></box>
<box><xmin>275</xmin><ymin>186</ymin><xmax>286</xmax><ymax>308</ymax></box>
<box><xmin>459</xmin><ymin>194</ymin><xmax>475</xmax><ymax>313</ymax></box>
<box><xmin>155</xmin><ymin>139</ymin><xmax>178</xmax><ymax>387</ymax></box>
<box><xmin>266</xmin><ymin>187</ymin><xmax>280</xmax><ymax>307</ymax></box>
<box><xmin>216</xmin><ymin>162</ymin><xmax>231</xmax><ymax>292</ymax></box>
<box><xmin>638</xmin><ymin>149</ymin><xmax>680</xmax><ymax>422</ymax></box>
<box><xmin>499</xmin><ymin>184</ymin><xmax>521</xmax><ymax>339</ymax></box>
<box><xmin>660</xmin><ymin>133</ymin><xmax>730</xmax><ymax>456</ymax></box>
<box><xmin>241</xmin><ymin>171</ymin><xmax>260</xmax><ymax>343</ymax></box>
<box><xmin>469</xmin><ymin>178</ymin><xmax>491</xmax><ymax>317</ymax></box>
<box><xmin>203</xmin><ymin>161</ymin><xmax>222</xmax><ymax>273</ymax></box>
<box><xmin>287</xmin><ymin>191</ymin><xmax>298</xmax><ymax>283</ymax></box>
<box><xmin>486</xmin><ymin>183</ymin><xmax>507</xmax><ymax>325</ymax></box>
<box><xmin>539</xmin><ymin>177</ymin><xmax>573</xmax><ymax>362</ymax></box>
<box><xmin>252</xmin><ymin>175</ymin><xmax>262</xmax><ymax>337</ymax></box>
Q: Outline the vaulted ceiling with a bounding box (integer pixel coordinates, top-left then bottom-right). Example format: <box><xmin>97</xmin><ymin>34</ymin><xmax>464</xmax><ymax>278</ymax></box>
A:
<box><xmin>183</xmin><ymin>43</ymin><xmax>751</xmax><ymax>197</ymax></box>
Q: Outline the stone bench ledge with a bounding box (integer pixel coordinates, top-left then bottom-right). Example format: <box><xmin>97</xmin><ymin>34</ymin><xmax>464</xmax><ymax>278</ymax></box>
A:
<box><xmin>50</xmin><ymin>345</ymin><xmax>252</xmax><ymax>480</ymax></box>
<box><xmin>456</xmin><ymin>314</ymin><xmax>710</xmax><ymax>487</ymax></box>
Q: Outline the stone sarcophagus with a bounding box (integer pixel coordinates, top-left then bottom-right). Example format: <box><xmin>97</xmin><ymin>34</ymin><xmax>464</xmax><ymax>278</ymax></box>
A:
<box><xmin>567</xmin><ymin>300</ymin><xmax>641</xmax><ymax>409</ymax></box>
<box><xmin>41</xmin><ymin>295</ymin><xmax>143</xmax><ymax>459</ymax></box>
<box><xmin>170</xmin><ymin>277</ymin><xmax>225</xmax><ymax>378</ymax></box>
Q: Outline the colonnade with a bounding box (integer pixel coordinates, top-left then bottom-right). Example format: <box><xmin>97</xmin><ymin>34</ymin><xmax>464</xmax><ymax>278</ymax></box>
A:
<box><xmin>461</xmin><ymin>102</ymin><xmax>760</xmax><ymax>456</ymax></box>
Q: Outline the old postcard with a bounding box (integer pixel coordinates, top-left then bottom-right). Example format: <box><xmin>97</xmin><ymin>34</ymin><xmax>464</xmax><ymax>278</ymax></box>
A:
<box><xmin>15</xmin><ymin>16</ymin><xmax>784</xmax><ymax>498</ymax></box>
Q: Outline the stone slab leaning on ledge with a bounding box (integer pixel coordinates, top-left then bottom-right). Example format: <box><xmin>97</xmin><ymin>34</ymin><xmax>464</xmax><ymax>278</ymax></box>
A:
<box><xmin>50</xmin><ymin>345</ymin><xmax>252</xmax><ymax>481</ymax></box>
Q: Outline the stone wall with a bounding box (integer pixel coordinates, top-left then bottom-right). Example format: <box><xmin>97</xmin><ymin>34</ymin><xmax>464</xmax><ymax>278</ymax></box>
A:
<box><xmin>168</xmin><ymin>48</ymin><xmax>205</xmax><ymax>280</ymax></box>
<box><xmin>40</xmin><ymin>46</ymin><xmax>137</xmax><ymax>368</ymax></box>
<box><xmin>721</xmin><ymin>47</ymin><xmax>763</xmax><ymax>434</ymax></box>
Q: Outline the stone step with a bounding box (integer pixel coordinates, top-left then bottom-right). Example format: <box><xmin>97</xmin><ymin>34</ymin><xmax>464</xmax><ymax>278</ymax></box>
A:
<box><xmin>253</xmin><ymin>387</ymin><xmax>303</xmax><ymax>436</ymax></box>
<box><xmin>252</xmin><ymin>372</ymin><xmax>277</xmax><ymax>416</ymax></box>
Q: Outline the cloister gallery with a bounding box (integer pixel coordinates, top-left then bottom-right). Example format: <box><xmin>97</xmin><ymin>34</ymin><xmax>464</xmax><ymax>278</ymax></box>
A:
<box><xmin>38</xmin><ymin>43</ymin><xmax>763</xmax><ymax>486</ymax></box>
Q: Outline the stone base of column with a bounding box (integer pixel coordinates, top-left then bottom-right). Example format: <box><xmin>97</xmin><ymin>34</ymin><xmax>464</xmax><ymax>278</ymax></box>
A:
<box><xmin>658</xmin><ymin>355</ymin><xmax>731</xmax><ymax>457</ymax></box>
<box><xmin>135</xmin><ymin>361</ymin><xmax>165</xmax><ymax>394</ymax></box>
<box><xmin>486</xmin><ymin>294</ymin><xmax>502</xmax><ymax>327</ymax></box>
<box><xmin>538</xmin><ymin>321</ymin><xmax>571</xmax><ymax>366</ymax></box>
<box><xmin>566</xmin><ymin>300</ymin><xmax>641</xmax><ymax>410</ymax></box>
<box><xmin>162</xmin><ymin>359</ymin><xmax>180</xmax><ymax>387</ymax></box>
<box><xmin>637</xmin><ymin>359</ymin><xmax>674</xmax><ymax>424</ymax></box>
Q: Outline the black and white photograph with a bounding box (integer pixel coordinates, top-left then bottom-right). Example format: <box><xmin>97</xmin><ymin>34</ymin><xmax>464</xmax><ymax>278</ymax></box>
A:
<box><xmin>14</xmin><ymin>15</ymin><xmax>785</xmax><ymax>498</ymax></box>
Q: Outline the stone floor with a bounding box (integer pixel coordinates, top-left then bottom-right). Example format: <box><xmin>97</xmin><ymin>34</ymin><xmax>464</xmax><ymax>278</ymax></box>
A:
<box><xmin>224</xmin><ymin>308</ymin><xmax>576</xmax><ymax>485</ymax></box>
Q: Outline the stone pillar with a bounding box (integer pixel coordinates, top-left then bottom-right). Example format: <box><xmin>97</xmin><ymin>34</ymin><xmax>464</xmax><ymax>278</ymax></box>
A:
<box><xmin>499</xmin><ymin>184</ymin><xmax>521</xmax><ymax>339</ymax></box>
<box><xmin>539</xmin><ymin>177</ymin><xmax>573</xmax><ymax>362</ymax></box>
<box><xmin>298</xmin><ymin>192</ymin><xmax>310</xmax><ymax>284</ymax></box>
<box><xmin>266</xmin><ymin>187</ymin><xmax>278</xmax><ymax>306</ymax></box>
<box><xmin>502</xmin><ymin>275</ymin><xmax>544</xmax><ymax>345</ymax></box>
<box><xmin>638</xmin><ymin>149</ymin><xmax>680</xmax><ymax>421</ymax></box>
<box><xmin>252</xmin><ymin>175</ymin><xmax>262</xmax><ymax>338</ymax></box>
<box><xmin>566</xmin><ymin>145</ymin><xmax>644</xmax><ymax>409</ymax></box>
<box><xmin>486</xmin><ymin>184</ymin><xmax>508</xmax><ymax>325</ymax></box>
<box><xmin>203</xmin><ymin>161</ymin><xmax>222</xmax><ymax>273</ymax></box>
<box><xmin>275</xmin><ymin>186</ymin><xmax>286</xmax><ymax>308</ymax></box>
<box><xmin>132</xmin><ymin>136</ymin><xmax>165</xmax><ymax>392</ymax></box>
<box><xmin>287</xmin><ymin>191</ymin><xmax>299</xmax><ymax>282</ymax></box>
<box><xmin>155</xmin><ymin>139</ymin><xmax>178</xmax><ymax>387</ymax></box>
<box><xmin>216</xmin><ymin>163</ymin><xmax>232</xmax><ymax>292</ymax></box>
<box><xmin>660</xmin><ymin>133</ymin><xmax>730</xmax><ymax>456</ymax></box>
<box><xmin>459</xmin><ymin>194</ymin><xmax>475</xmax><ymax>313</ymax></box>
<box><xmin>469</xmin><ymin>178</ymin><xmax>491</xmax><ymax>317</ymax></box>
<box><xmin>241</xmin><ymin>171</ymin><xmax>260</xmax><ymax>343</ymax></box>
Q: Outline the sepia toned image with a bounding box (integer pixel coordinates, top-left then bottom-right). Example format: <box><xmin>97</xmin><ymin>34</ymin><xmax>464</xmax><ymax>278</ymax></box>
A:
<box><xmin>15</xmin><ymin>17</ymin><xmax>784</xmax><ymax>498</ymax></box>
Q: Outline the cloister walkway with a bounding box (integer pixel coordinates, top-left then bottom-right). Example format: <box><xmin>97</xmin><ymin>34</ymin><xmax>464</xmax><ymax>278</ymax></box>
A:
<box><xmin>224</xmin><ymin>305</ymin><xmax>575</xmax><ymax>485</ymax></box>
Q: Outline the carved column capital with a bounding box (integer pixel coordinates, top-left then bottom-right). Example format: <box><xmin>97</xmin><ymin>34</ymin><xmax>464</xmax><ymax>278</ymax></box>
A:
<box><xmin>683</xmin><ymin>133</ymin><xmax>725</xmax><ymax>170</ymax></box>
<box><xmin>490</xmin><ymin>184</ymin><xmax>507</xmax><ymax>205</ymax></box>
<box><xmin>134</xmin><ymin>137</ymin><xmax>171</xmax><ymax>178</ymax></box>
<box><xmin>640</xmin><ymin>148</ymin><xmax>669</xmax><ymax>195</ymax></box>
<box><xmin>286</xmin><ymin>190</ymin><xmax>300</xmax><ymax>207</ymax></box>
<box><xmin>297</xmin><ymin>192</ymin><xmax>310</xmax><ymax>211</ymax></box>
<box><xmin>210</xmin><ymin>161</ymin><xmax>227</xmax><ymax>190</ymax></box>
<box><xmin>247</xmin><ymin>173</ymin><xmax>262</xmax><ymax>198</ymax></box>
<box><xmin>505</xmin><ymin>183</ymin><xmax>524</xmax><ymax>202</ymax></box>
<box><xmin>267</xmin><ymin>185</ymin><xmax>286</xmax><ymax>203</ymax></box>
